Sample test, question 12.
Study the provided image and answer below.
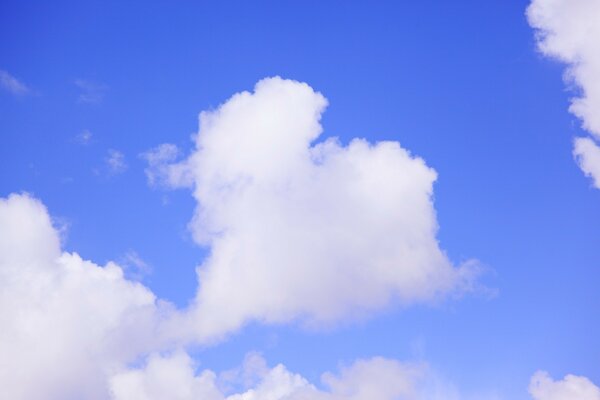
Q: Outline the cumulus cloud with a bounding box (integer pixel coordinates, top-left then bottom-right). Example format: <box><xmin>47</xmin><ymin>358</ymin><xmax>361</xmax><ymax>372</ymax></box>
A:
<box><xmin>527</xmin><ymin>0</ymin><xmax>600</xmax><ymax>186</ymax></box>
<box><xmin>148</xmin><ymin>77</ymin><xmax>480</xmax><ymax>342</ymax></box>
<box><xmin>0</xmin><ymin>69</ymin><xmax>30</xmax><ymax>96</ymax></box>
<box><xmin>110</xmin><ymin>353</ymin><xmax>426</xmax><ymax>400</ymax></box>
<box><xmin>0</xmin><ymin>193</ymin><xmax>175</xmax><ymax>399</ymax></box>
<box><xmin>529</xmin><ymin>371</ymin><xmax>600</xmax><ymax>400</ymax></box>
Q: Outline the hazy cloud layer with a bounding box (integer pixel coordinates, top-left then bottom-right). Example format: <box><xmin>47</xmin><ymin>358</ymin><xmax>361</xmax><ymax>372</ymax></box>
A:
<box><xmin>147</xmin><ymin>77</ymin><xmax>480</xmax><ymax>342</ymax></box>
<box><xmin>527</xmin><ymin>0</ymin><xmax>600</xmax><ymax>187</ymax></box>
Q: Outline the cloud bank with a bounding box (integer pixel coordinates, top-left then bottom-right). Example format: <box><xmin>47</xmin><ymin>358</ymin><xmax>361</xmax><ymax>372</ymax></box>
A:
<box><xmin>527</xmin><ymin>0</ymin><xmax>600</xmax><ymax>187</ymax></box>
<box><xmin>113</xmin><ymin>354</ymin><xmax>600</xmax><ymax>400</ymax></box>
<box><xmin>110</xmin><ymin>352</ymin><xmax>427</xmax><ymax>400</ymax></box>
<box><xmin>0</xmin><ymin>192</ymin><xmax>448</xmax><ymax>399</ymax></box>
<box><xmin>0</xmin><ymin>196</ymin><xmax>430</xmax><ymax>400</ymax></box>
<box><xmin>146</xmin><ymin>77</ymin><xmax>479</xmax><ymax>342</ymax></box>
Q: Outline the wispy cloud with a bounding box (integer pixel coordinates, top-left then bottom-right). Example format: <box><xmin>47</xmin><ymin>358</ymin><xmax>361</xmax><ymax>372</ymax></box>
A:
<box><xmin>105</xmin><ymin>149</ymin><xmax>127</xmax><ymax>174</ymax></box>
<box><xmin>75</xmin><ymin>129</ymin><xmax>93</xmax><ymax>145</ymax></box>
<box><xmin>0</xmin><ymin>70</ymin><xmax>30</xmax><ymax>96</ymax></box>
<box><xmin>74</xmin><ymin>79</ymin><xmax>107</xmax><ymax>104</ymax></box>
<box><xmin>119</xmin><ymin>250</ymin><xmax>152</xmax><ymax>281</ymax></box>
<box><xmin>140</xmin><ymin>143</ymin><xmax>184</xmax><ymax>187</ymax></box>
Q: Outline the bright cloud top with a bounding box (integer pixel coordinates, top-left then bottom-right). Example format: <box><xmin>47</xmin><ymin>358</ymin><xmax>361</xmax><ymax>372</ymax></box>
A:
<box><xmin>527</xmin><ymin>0</ymin><xmax>600</xmax><ymax>187</ymax></box>
<box><xmin>147</xmin><ymin>77</ymin><xmax>479</xmax><ymax>341</ymax></box>
<box><xmin>529</xmin><ymin>371</ymin><xmax>600</xmax><ymax>400</ymax></box>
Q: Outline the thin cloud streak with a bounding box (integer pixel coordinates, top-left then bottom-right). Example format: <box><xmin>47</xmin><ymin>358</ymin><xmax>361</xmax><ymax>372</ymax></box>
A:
<box><xmin>0</xmin><ymin>69</ymin><xmax>30</xmax><ymax>96</ymax></box>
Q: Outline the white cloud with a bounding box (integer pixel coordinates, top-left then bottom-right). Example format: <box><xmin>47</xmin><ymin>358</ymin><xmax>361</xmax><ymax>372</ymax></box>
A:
<box><xmin>75</xmin><ymin>79</ymin><xmax>107</xmax><ymax>104</ymax></box>
<box><xmin>527</xmin><ymin>0</ymin><xmax>600</xmax><ymax>186</ymax></box>
<box><xmin>110</xmin><ymin>353</ymin><xmax>426</xmax><ymax>400</ymax></box>
<box><xmin>149</xmin><ymin>77</ymin><xmax>480</xmax><ymax>342</ymax></box>
<box><xmin>529</xmin><ymin>371</ymin><xmax>600</xmax><ymax>400</ymax></box>
<box><xmin>0</xmin><ymin>193</ymin><xmax>175</xmax><ymax>399</ymax></box>
<box><xmin>106</xmin><ymin>149</ymin><xmax>128</xmax><ymax>174</ymax></box>
<box><xmin>109</xmin><ymin>351</ymin><xmax>224</xmax><ymax>400</ymax></box>
<box><xmin>113</xmin><ymin>355</ymin><xmax>600</xmax><ymax>400</ymax></box>
<box><xmin>0</xmin><ymin>69</ymin><xmax>30</xmax><ymax>96</ymax></box>
<box><xmin>1</xmin><ymin>133</ymin><xmax>590</xmax><ymax>400</ymax></box>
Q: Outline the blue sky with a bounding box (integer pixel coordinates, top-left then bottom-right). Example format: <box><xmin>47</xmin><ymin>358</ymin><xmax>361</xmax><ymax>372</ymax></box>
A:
<box><xmin>1</xmin><ymin>1</ymin><xmax>599</xmax><ymax>399</ymax></box>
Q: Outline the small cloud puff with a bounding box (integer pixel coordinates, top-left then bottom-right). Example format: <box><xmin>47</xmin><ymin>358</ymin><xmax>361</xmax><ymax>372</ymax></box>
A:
<box><xmin>75</xmin><ymin>129</ymin><xmax>94</xmax><ymax>145</ymax></box>
<box><xmin>106</xmin><ymin>149</ymin><xmax>128</xmax><ymax>174</ymax></box>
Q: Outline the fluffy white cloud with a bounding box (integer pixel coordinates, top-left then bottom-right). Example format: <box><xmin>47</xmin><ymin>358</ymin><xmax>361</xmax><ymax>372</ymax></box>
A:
<box><xmin>147</xmin><ymin>77</ymin><xmax>479</xmax><ymax>342</ymax></box>
<box><xmin>110</xmin><ymin>353</ymin><xmax>426</xmax><ymax>400</ymax></box>
<box><xmin>0</xmin><ymin>193</ymin><xmax>174</xmax><ymax>400</ymax></box>
<box><xmin>110</xmin><ymin>352</ymin><xmax>224</xmax><ymax>400</ymax></box>
<box><xmin>0</xmin><ymin>182</ymin><xmax>451</xmax><ymax>400</ymax></box>
<box><xmin>529</xmin><ymin>371</ymin><xmax>600</xmax><ymax>400</ymax></box>
<box><xmin>527</xmin><ymin>0</ymin><xmax>600</xmax><ymax>186</ymax></box>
